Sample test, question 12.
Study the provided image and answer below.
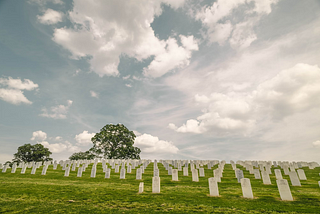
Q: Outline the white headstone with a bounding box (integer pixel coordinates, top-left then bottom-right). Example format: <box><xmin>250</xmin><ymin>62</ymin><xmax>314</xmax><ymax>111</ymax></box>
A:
<box><xmin>297</xmin><ymin>169</ymin><xmax>307</xmax><ymax>180</ymax></box>
<box><xmin>274</xmin><ymin>169</ymin><xmax>283</xmax><ymax>180</ymax></box>
<box><xmin>136</xmin><ymin>168</ymin><xmax>142</xmax><ymax>180</ymax></box>
<box><xmin>199</xmin><ymin>168</ymin><xmax>205</xmax><ymax>177</ymax></box>
<box><xmin>183</xmin><ymin>167</ymin><xmax>188</xmax><ymax>176</ymax></box>
<box><xmin>105</xmin><ymin>168</ymin><xmax>111</xmax><ymax>178</ymax></box>
<box><xmin>64</xmin><ymin>166</ymin><xmax>70</xmax><ymax>177</ymax></box>
<box><xmin>127</xmin><ymin>165</ymin><xmax>132</xmax><ymax>173</ymax></box>
<box><xmin>154</xmin><ymin>169</ymin><xmax>159</xmax><ymax>177</ymax></box>
<box><xmin>31</xmin><ymin>165</ymin><xmax>37</xmax><ymax>174</ymax></box>
<box><xmin>41</xmin><ymin>165</ymin><xmax>48</xmax><ymax>175</ymax></box>
<box><xmin>288</xmin><ymin>171</ymin><xmax>301</xmax><ymax>186</ymax></box>
<box><xmin>91</xmin><ymin>165</ymin><xmax>96</xmax><ymax>178</ymax></box>
<box><xmin>152</xmin><ymin>177</ymin><xmax>160</xmax><ymax>193</ymax></box>
<box><xmin>172</xmin><ymin>169</ymin><xmax>178</xmax><ymax>181</ymax></box>
<box><xmin>77</xmin><ymin>166</ymin><xmax>83</xmax><ymax>177</ymax></box>
<box><xmin>21</xmin><ymin>164</ymin><xmax>27</xmax><ymax>174</ymax></box>
<box><xmin>192</xmin><ymin>169</ymin><xmax>199</xmax><ymax>182</ymax></box>
<box><xmin>115</xmin><ymin>165</ymin><xmax>120</xmax><ymax>173</ymax></box>
<box><xmin>120</xmin><ymin>168</ymin><xmax>126</xmax><ymax>179</ymax></box>
<box><xmin>277</xmin><ymin>179</ymin><xmax>293</xmax><ymax>201</ymax></box>
<box><xmin>253</xmin><ymin>169</ymin><xmax>261</xmax><ymax>179</ymax></box>
<box><xmin>236</xmin><ymin>170</ymin><xmax>244</xmax><ymax>183</ymax></box>
<box><xmin>139</xmin><ymin>182</ymin><xmax>144</xmax><ymax>193</ymax></box>
<box><xmin>208</xmin><ymin>177</ymin><xmax>219</xmax><ymax>196</ymax></box>
<box><xmin>241</xmin><ymin>178</ymin><xmax>254</xmax><ymax>199</ymax></box>
<box><xmin>261</xmin><ymin>170</ymin><xmax>271</xmax><ymax>185</ymax></box>
<box><xmin>168</xmin><ymin>166</ymin><xmax>172</xmax><ymax>175</ymax></box>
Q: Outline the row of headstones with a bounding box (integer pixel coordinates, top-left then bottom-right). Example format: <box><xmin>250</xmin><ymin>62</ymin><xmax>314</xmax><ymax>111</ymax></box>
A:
<box><xmin>232</xmin><ymin>160</ymin><xmax>320</xmax><ymax>201</ymax></box>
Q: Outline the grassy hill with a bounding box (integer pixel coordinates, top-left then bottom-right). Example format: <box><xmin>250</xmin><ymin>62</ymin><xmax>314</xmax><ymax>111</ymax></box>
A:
<box><xmin>0</xmin><ymin>162</ymin><xmax>320</xmax><ymax>213</ymax></box>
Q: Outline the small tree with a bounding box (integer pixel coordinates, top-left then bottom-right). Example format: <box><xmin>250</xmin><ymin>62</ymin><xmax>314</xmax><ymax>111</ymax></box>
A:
<box><xmin>90</xmin><ymin>124</ymin><xmax>141</xmax><ymax>159</ymax></box>
<box><xmin>12</xmin><ymin>143</ymin><xmax>52</xmax><ymax>163</ymax></box>
<box><xmin>69</xmin><ymin>151</ymin><xmax>95</xmax><ymax>160</ymax></box>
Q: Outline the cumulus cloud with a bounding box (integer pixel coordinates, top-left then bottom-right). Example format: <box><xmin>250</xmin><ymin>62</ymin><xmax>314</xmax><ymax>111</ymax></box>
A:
<box><xmin>40</xmin><ymin>100</ymin><xmax>73</xmax><ymax>119</ymax></box>
<box><xmin>195</xmin><ymin>0</ymin><xmax>279</xmax><ymax>48</ymax></box>
<box><xmin>170</xmin><ymin>63</ymin><xmax>320</xmax><ymax>134</ymax></box>
<box><xmin>30</xmin><ymin>130</ymin><xmax>80</xmax><ymax>153</ymax></box>
<box><xmin>51</xmin><ymin>0</ymin><xmax>192</xmax><ymax>78</ymax></box>
<box><xmin>40</xmin><ymin>141</ymin><xmax>80</xmax><ymax>153</ymax></box>
<box><xmin>37</xmin><ymin>9</ymin><xmax>63</xmax><ymax>25</ymax></box>
<box><xmin>0</xmin><ymin>77</ymin><xmax>38</xmax><ymax>105</ymax></box>
<box><xmin>75</xmin><ymin>131</ymin><xmax>95</xmax><ymax>146</ymax></box>
<box><xmin>90</xmin><ymin>90</ymin><xmax>99</xmax><ymax>98</ymax></box>
<box><xmin>134</xmin><ymin>133</ymin><xmax>179</xmax><ymax>156</ymax></box>
<box><xmin>31</xmin><ymin>130</ymin><xmax>47</xmax><ymax>141</ymax></box>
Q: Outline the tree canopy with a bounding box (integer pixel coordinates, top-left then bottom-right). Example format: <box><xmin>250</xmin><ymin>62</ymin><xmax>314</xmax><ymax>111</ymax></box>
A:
<box><xmin>12</xmin><ymin>143</ymin><xmax>52</xmax><ymax>163</ymax></box>
<box><xmin>90</xmin><ymin>124</ymin><xmax>141</xmax><ymax>159</ymax></box>
<box><xmin>69</xmin><ymin>151</ymin><xmax>95</xmax><ymax>160</ymax></box>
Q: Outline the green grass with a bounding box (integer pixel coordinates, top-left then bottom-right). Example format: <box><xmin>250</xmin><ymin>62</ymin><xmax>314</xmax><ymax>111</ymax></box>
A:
<box><xmin>0</xmin><ymin>163</ymin><xmax>320</xmax><ymax>213</ymax></box>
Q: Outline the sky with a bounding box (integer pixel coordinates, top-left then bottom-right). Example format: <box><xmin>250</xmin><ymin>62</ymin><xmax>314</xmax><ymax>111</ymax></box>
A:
<box><xmin>1</xmin><ymin>0</ymin><xmax>320</xmax><ymax>163</ymax></box>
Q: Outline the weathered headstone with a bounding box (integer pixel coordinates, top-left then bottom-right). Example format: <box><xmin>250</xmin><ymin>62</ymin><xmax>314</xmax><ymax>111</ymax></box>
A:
<box><xmin>91</xmin><ymin>165</ymin><xmax>96</xmax><ymax>178</ymax></box>
<box><xmin>11</xmin><ymin>163</ymin><xmax>17</xmax><ymax>173</ymax></box>
<box><xmin>275</xmin><ymin>169</ymin><xmax>283</xmax><ymax>180</ymax></box>
<box><xmin>64</xmin><ymin>166</ymin><xmax>70</xmax><ymax>177</ymax></box>
<box><xmin>277</xmin><ymin>179</ymin><xmax>293</xmax><ymax>201</ymax></box>
<box><xmin>105</xmin><ymin>168</ymin><xmax>111</xmax><ymax>178</ymax></box>
<box><xmin>21</xmin><ymin>164</ymin><xmax>27</xmax><ymax>174</ymax></box>
<box><xmin>241</xmin><ymin>178</ymin><xmax>254</xmax><ymax>199</ymax></box>
<box><xmin>154</xmin><ymin>168</ymin><xmax>159</xmax><ymax>177</ymax></box>
<box><xmin>139</xmin><ymin>182</ymin><xmax>144</xmax><ymax>193</ymax></box>
<box><xmin>192</xmin><ymin>169</ymin><xmax>199</xmax><ymax>182</ymax></box>
<box><xmin>261</xmin><ymin>170</ymin><xmax>271</xmax><ymax>185</ymax></box>
<box><xmin>31</xmin><ymin>164</ymin><xmax>37</xmax><ymax>174</ymax></box>
<box><xmin>41</xmin><ymin>165</ymin><xmax>48</xmax><ymax>175</ymax></box>
<box><xmin>152</xmin><ymin>177</ymin><xmax>160</xmax><ymax>193</ymax></box>
<box><xmin>199</xmin><ymin>168</ymin><xmax>205</xmax><ymax>177</ymax></box>
<box><xmin>183</xmin><ymin>167</ymin><xmax>188</xmax><ymax>176</ymax></box>
<box><xmin>253</xmin><ymin>169</ymin><xmax>261</xmax><ymax>179</ymax></box>
<box><xmin>168</xmin><ymin>166</ymin><xmax>172</xmax><ymax>175</ymax></box>
<box><xmin>2</xmin><ymin>164</ymin><xmax>8</xmax><ymax>173</ymax></box>
<box><xmin>288</xmin><ymin>171</ymin><xmax>301</xmax><ymax>186</ymax></box>
<box><xmin>127</xmin><ymin>165</ymin><xmax>132</xmax><ymax>173</ymax></box>
<box><xmin>236</xmin><ymin>170</ymin><xmax>244</xmax><ymax>183</ymax></box>
<box><xmin>115</xmin><ymin>165</ymin><xmax>120</xmax><ymax>173</ymax></box>
<box><xmin>297</xmin><ymin>169</ymin><xmax>307</xmax><ymax>180</ymax></box>
<box><xmin>172</xmin><ymin>169</ymin><xmax>178</xmax><ymax>181</ymax></box>
<box><xmin>77</xmin><ymin>166</ymin><xmax>83</xmax><ymax>177</ymax></box>
<box><xmin>136</xmin><ymin>168</ymin><xmax>142</xmax><ymax>180</ymax></box>
<box><xmin>120</xmin><ymin>168</ymin><xmax>126</xmax><ymax>179</ymax></box>
<box><xmin>208</xmin><ymin>177</ymin><xmax>219</xmax><ymax>196</ymax></box>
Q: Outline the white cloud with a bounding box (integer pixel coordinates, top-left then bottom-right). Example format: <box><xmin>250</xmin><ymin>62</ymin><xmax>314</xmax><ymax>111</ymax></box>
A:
<box><xmin>90</xmin><ymin>90</ymin><xmax>99</xmax><ymax>98</ymax></box>
<box><xmin>37</xmin><ymin>9</ymin><xmax>63</xmax><ymax>25</ymax></box>
<box><xmin>195</xmin><ymin>0</ymin><xmax>279</xmax><ymax>49</ymax></box>
<box><xmin>40</xmin><ymin>100</ymin><xmax>73</xmax><ymax>119</ymax></box>
<box><xmin>0</xmin><ymin>77</ymin><xmax>38</xmax><ymax>90</ymax></box>
<box><xmin>51</xmin><ymin>0</ymin><xmax>191</xmax><ymax>78</ymax></box>
<box><xmin>40</xmin><ymin>141</ymin><xmax>80</xmax><ymax>153</ymax></box>
<box><xmin>143</xmin><ymin>36</ymin><xmax>198</xmax><ymax>78</ymax></box>
<box><xmin>29</xmin><ymin>0</ymin><xmax>63</xmax><ymax>6</ymax></box>
<box><xmin>0</xmin><ymin>89</ymin><xmax>32</xmax><ymax>105</ymax></box>
<box><xmin>312</xmin><ymin>140</ymin><xmax>320</xmax><ymax>147</ymax></box>
<box><xmin>134</xmin><ymin>133</ymin><xmax>179</xmax><ymax>156</ymax></box>
<box><xmin>75</xmin><ymin>131</ymin><xmax>95</xmax><ymax>146</ymax></box>
<box><xmin>170</xmin><ymin>63</ymin><xmax>320</xmax><ymax>134</ymax></box>
<box><xmin>122</xmin><ymin>75</ymin><xmax>130</xmax><ymax>80</ymax></box>
<box><xmin>0</xmin><ymin>77</ymin><xmax>38</xmax><ymax>105</ymax></box>
<box><xmin>31</xmin><ymin>130</ymin><xmax>47</xmax><ymax>141</ymax></box>
<box><xmin>125</xmin><ymin>84</ymin><xmax>132</xmax><ymax>88</ymax></box>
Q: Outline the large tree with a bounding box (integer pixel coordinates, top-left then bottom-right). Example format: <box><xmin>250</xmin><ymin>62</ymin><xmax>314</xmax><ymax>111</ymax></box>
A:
<box><xmin>90</xmin><ymin>124</ymin><xmax>141</xmax><ymax>159</ymax></box>
<box><xmin>13</xmin><ymin>143</ymin><xmax>52</xmax><ymax>163</ymax></box>
<box><xmin>69</xmin><ymin>151</ymin><xmax>95</xmax><ymax>160</ymax></box>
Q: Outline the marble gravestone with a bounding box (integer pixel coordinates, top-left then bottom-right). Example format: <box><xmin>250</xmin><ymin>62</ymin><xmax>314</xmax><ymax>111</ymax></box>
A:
<box><xmin>297</xmin><ymin>169</ymin><xmax>307</xmax><ymax>180</ymax></box>
<box><xmin>183</xmin><ymin>167</ymin><xmax>188</xmax><ymax>176</ymax></box>
<box><xmin>199</xmin><ymin>168</ymin><xmax>205</xmax><ymax>177</ymax></box>
<box><xmin>77</xmin><ymin>166</ymin><xmax>83</xmax><ymax>177</ymax></box>
<box><xmin>152</xmin><ymin>177</ymin><xmax>160</xmax><ymax>193</ymax></box>
<box><xmin>261</xmin><ymin>170</ymin><xmax>272</xmax><ymax>185</ymax></box>
<box><xmin>105</xmin><ymin>168</ymin><xmax>111</xmax><ymax>178</ymax></box>
<box><xmin>136</xmin><ymin>168</ymin><xmax>142</xmax><ymax>180</ymax></box>
<box><xmin>288</xmin><ymin>171</ymin><xmax>301</xmax><ymax>186</ymax></box>
<box><xmin>276</xmin><ymin>179</ymin><xmax>293</xmax><ymax>201</ymax></box>
<box><xmin>236</xmin><ymin>170</ymin><xmax>244</xmax><ymax>183</ymax></box>
<box><xmin>139</xmin><ymin>182</ymin><xmax>144</xmax><ymax>193</ymax></box>
<box><xmin>120</xmin><ymin>168</ymin><xmax>126</xmax><ymax>179</ymax></box>
<box><xmin>274</xmin><ymin>169</ymin><xmax>283</xmax><ymax>180</ymax></box>
<box><xmin>241</xmin><ymin>178</ymin><xmax>254</xmax><ymax>199</ymax></box>
<box><xmin>208</xmin><ymin>177</ymin><xmax>219</xmax><ymax>196</ymax></box>
<box><xmin>192</xmin><ymin>169</ymin><xmax>199</xmax><ymax>182</ymax></box>
<box><xmin>172</xmin><ymin>169</ymin><xmax>178</xmax><ymax>181</ymax></box>
<box><xmin>253</xmin><ymin>169</ymin><xmax>261</xmax><ymax>179</ymax></box>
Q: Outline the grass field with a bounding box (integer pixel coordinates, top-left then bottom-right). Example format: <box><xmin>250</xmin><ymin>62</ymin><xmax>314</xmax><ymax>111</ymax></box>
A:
<box><xmin>0</xmin><ymin>162</ymin><xmax>320</xmax><ymax>213</ymax></box>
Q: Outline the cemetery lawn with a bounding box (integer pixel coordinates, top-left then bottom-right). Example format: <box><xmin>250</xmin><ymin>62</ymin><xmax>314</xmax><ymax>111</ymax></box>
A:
<box><xmin>1</xmin><ymin>164</ymin><xmax>320</xmax><ymax>213</ymax></box>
